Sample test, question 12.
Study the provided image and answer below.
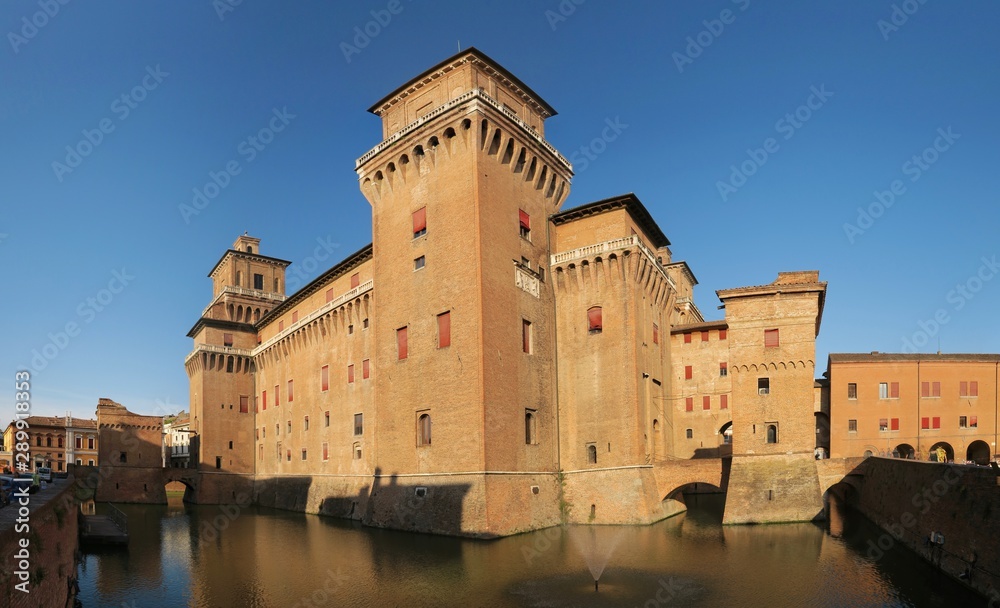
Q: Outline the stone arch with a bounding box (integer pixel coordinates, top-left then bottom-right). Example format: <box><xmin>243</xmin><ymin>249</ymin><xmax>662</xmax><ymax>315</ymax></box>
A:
<box><xmin>894</xmin><ymin>443</ymin><xmax>916</xmax><ymax>459</ymax></box>
<box><xmin>966</xmin><ymin>440</ymin><xmax>990</xmax><ymax>464</ymax></box>
<box><xmin>929</xmin><ymin>441</ymin><xmax>954</xmax><ymax>462</ymax></box>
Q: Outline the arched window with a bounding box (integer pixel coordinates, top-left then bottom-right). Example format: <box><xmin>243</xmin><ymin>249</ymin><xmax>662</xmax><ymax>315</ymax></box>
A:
<box><xmin>246</xmin><ymin>246</ymin><xmax>253</xmax><ymax>253</ymax></box>
<box><xmin>417</xmin><ymin>413</ymin><xmax>431</xmax><ymax>446</ymax></box>
<box><xmin>588</xmin><ymin>306</ymin><xmax>603</xmax><ymax>333</ymax></box>
<box><xmin>766</xmin><ymin>424</ymin><xmax>777</xmax><ymax>444</ymax></box>
<box><xmin>525</xmin><ymin>410</ymin><xmax>537</xmax><ymax>445</ymax></box>
<box><xmin>587</xmin><ymin>444</ymin><xmax>597</xmax><ymax>464</ymax></box>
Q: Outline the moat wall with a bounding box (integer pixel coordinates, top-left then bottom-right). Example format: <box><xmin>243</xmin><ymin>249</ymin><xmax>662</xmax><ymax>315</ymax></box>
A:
<box><xmin>851</xmin><ymin>457</ymin><xmax>1000</xmax><ymax>603</ymax></box>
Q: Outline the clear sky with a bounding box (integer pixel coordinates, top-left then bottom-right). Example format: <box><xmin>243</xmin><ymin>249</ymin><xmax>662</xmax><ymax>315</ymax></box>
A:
<box><xmin>2</xmin><ymin>1</ymin><xmax>998</xmax><ymax>419</ymax></box>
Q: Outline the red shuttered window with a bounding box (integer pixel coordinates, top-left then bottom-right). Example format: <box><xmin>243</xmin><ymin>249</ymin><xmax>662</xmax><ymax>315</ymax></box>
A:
<box><xmin>684</xmin><ymin>333</ymin><xmax>692</xmax><ymax>344</ymax></box>
<box><xmin>703</xmin><ymin>396</ymin><xmax>710</xmax><ymax>410</ymax></box>
<box><xmin>890</xmin><ymin>382</ymin><xmax>899</xmax><ymax>399</ymax></box>
<box><xmin>764</xmin><ymin>329</ymin><xmax>779</xmax><ymax>348</ymax></box>
<box><xmin>932</xmin><ymin>417</ymin><xmax>941</xmax><ymax>429</ymax></box>
<box><xmin>719</xmin><ymin>329</ymin><xmax>727</xmax><ymax>340</ymax></box>
<box><xmin>685</xmin><ymin>366</ymin><xmax>693</xmax><ymax>380</ymax></box>
<box><xmin>438</xmin><ymin>312</ymin><xmax>451</xmax><ymax>348</ymax></box>
<box><xmin>397</xmin><ymin>327</ymin><xmax>408</xmax><ymax>360</ymax></box>
<box><xmin>351</xmin><ymin>273</ymin><xmax>359</xmax><ymax>288</ymax></box>
<box><xmin>348</xmin><ymin>365</ymin><xmax>355</xmax><ymax>384</ymax></box>
<box><xmin>413</xmin><ymin>207</ymin><xmax>427</xmax><ymax>237</ymax></box>
<box><xmin>685</xmin><ymin>398</ymin><xmax>693</xmax><ymax>412</ymax></box>
<box><xmin>363</xmin><ymin>359</ymin><xmax>370</xmax><ymax>380</ymax></box>
<box><xmin>321</xmin><ymin>366</ymin><xmax>329</xmax><ymax>392</ymax></box>
<box><xmin>588</xmin><ymin>307</ymin><xmax>603</xmax><ymax>332</ymax></box>
<box><xmin>891</xmin><ymin>418</ymin><xmax>899</xmax><ymax>431</ymax></box>
<box><xmin>720</xmin><ymin>394</ymin><xmax>728</xmax><ymax>409</ymax></box>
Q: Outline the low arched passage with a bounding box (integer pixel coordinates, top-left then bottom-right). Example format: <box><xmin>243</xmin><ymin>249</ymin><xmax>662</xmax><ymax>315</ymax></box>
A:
<box><xmin>929</xmin><ymin>442</ymin><xmax>954</xmax><ymax>463</ymax></box>
<box><xmin>894</xmin><ymin>443</ymin><xmax>916</xmax><ymax>459</ymax></box>
<box><xmin>967</xmin><ymin>440</ymin><xmax>990</xmax><ymax>465</ymax></box>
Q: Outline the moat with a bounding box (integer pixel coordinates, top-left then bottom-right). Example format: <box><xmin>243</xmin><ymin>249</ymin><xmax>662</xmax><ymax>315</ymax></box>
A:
<box><xmin>73</xmin><ymin>493</ymin><xmax>982</xmax><ymax>608</ymax></box>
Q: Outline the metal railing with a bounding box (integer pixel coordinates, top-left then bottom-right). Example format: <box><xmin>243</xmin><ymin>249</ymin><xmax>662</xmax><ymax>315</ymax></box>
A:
<box><xmin>107</xmin><ymin>503</ymin><xmax>128</xmax><ymax>535</ymax></box>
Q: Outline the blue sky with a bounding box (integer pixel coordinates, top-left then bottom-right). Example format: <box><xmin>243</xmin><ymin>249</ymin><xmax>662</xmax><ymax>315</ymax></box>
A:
<box><xmin>2</xmin><ymin>0</ymin><xmax>998</xmax><ymax>419</ymax></box>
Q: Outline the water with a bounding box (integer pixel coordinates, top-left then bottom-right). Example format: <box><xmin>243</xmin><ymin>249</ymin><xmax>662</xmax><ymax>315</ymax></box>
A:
<box><xmin>76</xmin><ymin>493</ymin><xmax>983</xmax><ymax>607</ymax></box>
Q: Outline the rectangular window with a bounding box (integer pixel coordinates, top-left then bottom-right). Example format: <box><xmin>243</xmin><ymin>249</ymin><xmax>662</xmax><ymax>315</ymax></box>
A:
<box><xmin>322</xmin><ymin>442</ymin><xmax>329</xmax><ymax>461</ymax></box>
<box><xmin>413</xmin><ymin>207</ymin><xmax>427</xmax><ymax>238</ymax></box>
<box><xmin>326</xmin><ymin>288</ymin><xmax>334</xmax><ymax>303</ymax></box>
<box><xmin>891</xmin><ymin>418</ymin><xmax>899</xmax><ymax>431</ymax></box>
<box><xmin>879</xmin><ymin>418</ymin><xmax>888</xmax><ymax>431</ymax></box>
<box><xmin>890</xmin><ymin>382</ymin><xmax>899</xmax><ymax>399</ymax></box>
<box><xmin>414</xmin><ymin>255</ymin><xmax>426</xmax><ymax>270</ymax></box>
<box><xmin>703</xmin><ymin>396</ymin><xmax>711</xmax><ymax>410</ymax></box>
<box><xmin>519</xmin><ymin>209</ymin><xmax>530</xmax><ymax>239</ymax></box>
<box><xmin>879</xmin><ymin>382</ymin><xmax>888</xmax><ymax>399</ymax></box>
<box><xmin>921</xmin><ymin>382</ymin><xmax>929</xmax><ymax>397</ymax></box>
<box><xmin>254</xmin><ymin>273</ymin><xmax>264</xmax><ymax>290</ymax></box>
<box><xmin>88</xmin><ymin>437</ymin><xmax>94</xmax><ymax>450</ymax></box>
<box><xmin>921</xmin><ymin>417</ymin><xmax>930</xmax><ymax>430</ymax></box>
<box><xmin>351</xmin><ymin>273</ymin><xmax>360</xmax><ymax>288</ymax></box>
<box><xmin>653</xmin><ymin>323</ymin><xmax>660</xmax><ymax>345</ymax></box>
<box><xmin>348</xmin><ymin>364</ymin><xmax>355</xmax><ymax>383</ymax></box>
<box><xmin>287</xmin><ymin>420</ymin><xmax>292</xmax><ymax>433</ymax></box>
<box><xmin>522</xmin><ymin>320</ymin><xmax>532</xmax><ymax>354</ymax></box>
<box><xmin>685</xmin><ymin>397</ymin><xmax>693</xmax><ymax>412</ymax></box>
<box><xmin>304</xmin><ymin>416</ymin><xmax>309</xmax><ymax>431</ymax></box>
<box><xmin>239</xmin><ymin>395</ymin><xmax>249</xmax><ymax>413</ymax></box>
<box><xmin>686</xmin><ymin>429</ymin><xmax>693</xmax><ymax>439</ymax></box>
<box><xmin>701</xmin><ymin>330</ymin><xmax>709</xmax><ymax>342</ymax></box>
<box><xmin>324</xmin><ymin>411</ymin><xmax>330</xmax><ymax>427</ymax></box>
<box><xmin>960</xmin><ymin>416</ymin><xmax>968</xmax><ymax>428</ymax></box>
<box><xmin>848</xmin><ymin>419</ymin><xmax>857</xmax><ymax>432</ymax></box>
<box><xmin>363</xmin><ymin>318</ymin><xmax>369</xmax><ymax>329</ymax></box>
<box><xmin>292</xmin><ymin>311</ymin><xmax>299</xmax><ymax>324</ymax></box>
<box><xmin>720</xmin><ymin>362</ymin><xmax>728</xmax><ymax>377</ymax></box>
<box><xmin>262</xmin><ymin>390</ymin><xmax>268</xmax><ymax>410</ymax></box>
<box><xmin>719</xmin><ymin>329</ymin><xmax>727</xmax><ymax>340</ymax></box>
<box><xmin>684</xmin><ymin>332</ymin><xmax>692</xmax><ymax>344</ymax></box>
<box><xmin>287</xmin><ymin>380</ymin><xmax>294</xmax><ymax>402</ymax></box>
<box><xmin>301</xmin><ymin>449</ymin><xmax>307</xmax><ymax>461</ymax></box>
<box><xmin>720</xmin><ymin>394</ymin><xmax>728</xmax><ymax>409</ymax></box>
<box><xmin>354</xmin><ymin>413</ymin><xmax>363</xmax><ymax>436</ymax></box>
<box><xmin>684</xmin><ymin>365</ymin><xmax>693</xmax><ymax>380</ymax></box>
<box><xmin>588</xmin><ymin>307</ymin><xmax>603</xmax><ymax>333</ymax></box>
<box><xmin>438</xmin><ymin>311</ymin><xmax>451</xmax><ymax>348</ymax></box>
<box><xmin>960</xmin><ymin>381</ymin><xmax>968</xmax><ymax>396</ymax></box>
<box><xmin>275</xmin><ymin>385</ymin><xmax>280</xmax><ymax>406</ymax></box>
<box><xmin>321</xmin><ymin>365</ymin><xmax>329</xmax><ymax>392</ymax></box>
<box><xmin>363</xmin><ymin>359</ymin><xmax>370</xmax><ymax>380</ymax></box>
<box><xmin>758</xmin><ymin>378</ymin><xmax>770</xmax><ymax>395</ymax></box>
<box><xmin>223</xmin><ymin>333</ymin><xmax>233</xmax><ymax>347</ymax></box>
<box><xmin>279</xmin><ymin>320</ymin><xmax>284</xmax><ymax>332</ymax></box>
<box><xmin>397</xmin><ymin>326</ymin><xmax>408</xmax><ymax>359</ymax></box>
<box><xmin>847</xmin><ymin>383</ymin><xmax>857</xmax><ymax>399</ymax></box>
<box><xmin>932</xmin><ymin>381</ymin><xmax>941</xmax><ymax>397</ymax></box>
<box><xmin>971</xmin><ymin>381</ymin><xmax>979</xmax><ymax>397</ymax></box>
<box><xmin>971</xmin><ymin>415</ymin><xmax>978</xmax><ymax>428</ymax></box>
<box><xmin>764</xmin><ymin>329</ymin><xmax>779</xmax><ymax>348</ymax></box>
<box><xmin>932</xmin><ymin>416</ymin><xmax>941</xmax><ymax>429</ymax></box>
<box><xmin>76</xmin><ymin>436</ymin><xmax>82</xmax><ymax>449</ymax></box>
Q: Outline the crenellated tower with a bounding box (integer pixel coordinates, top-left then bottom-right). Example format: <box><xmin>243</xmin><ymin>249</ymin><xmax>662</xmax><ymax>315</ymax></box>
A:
<box><xmin>185</xmin><ymin>235</ymin><xmax>290</xmax><ymax>474</ymax></box>
<box><xmin>355</xmin><ymin>48</ymin><xmax>572</xmax><ymax>536</ymax></box>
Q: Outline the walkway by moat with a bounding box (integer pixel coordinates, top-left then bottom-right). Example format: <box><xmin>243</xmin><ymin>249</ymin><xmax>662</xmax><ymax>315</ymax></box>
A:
<box><xmin>76</xmin><ymin>493</ymin><xmax>983</xmax><ymax>607</ymax></box>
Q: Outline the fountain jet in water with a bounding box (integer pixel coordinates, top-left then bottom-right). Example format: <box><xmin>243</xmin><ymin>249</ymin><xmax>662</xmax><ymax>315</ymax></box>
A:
<box><xmin>567</xmin><ymin>526</ymin><xmax>626</xmax><ymax>592</ymax></box>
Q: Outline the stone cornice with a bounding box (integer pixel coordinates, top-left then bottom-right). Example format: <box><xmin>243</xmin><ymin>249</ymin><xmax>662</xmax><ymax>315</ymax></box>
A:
<box><xmin>207</xmin><ymin>250</ymin><xmax>292</xmax><ymax>280</ymax></box>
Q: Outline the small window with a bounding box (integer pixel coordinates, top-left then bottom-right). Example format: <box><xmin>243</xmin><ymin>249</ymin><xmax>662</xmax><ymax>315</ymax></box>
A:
<box><xmin>326</xmin><ymin>288</ymin><xmax>334</xmax><ymax>302</ymax></box>
<box><xmin>890</xmin><ymin>382</ymin><xmax>899</xmax><ymax>399</ymax></box>
<box><xmin>932</xmin><ymin>381</ymin><xmax>941</xmax><ymax>397</ymax></box>
<box><xmin>684</xmin><ymin>365</ymin><xmax>693</xmax><ymax>380</ymax></box>
<box><xmin>525</xmin><ymin>410</ymin><xmax>537</xmax><ymax>445</ymax></box>
<box><xmin>322</xmin><ymin>442</ymin><xmax>329</xmax><ymax>461</ymax></box>
<box><xmin>971</xmin><ymin>415</ymin><xmax>978</xmax><ymax>428</ymax></box>
<box><xmin>301</xmin><ymin>449</ymin><xmax>307</xmax><ymax>461</ymax></box>
<box><xmin>275</xmin><ymin>384</ymin><xmax>280</xmax><ymax>406</ymax></box>
<box><xmin>719</xmin><ymin>362</ymin><xmax>727</xmax><ymax>377</ymax></box>
<box><xmin>685</xmin><ymin>429</ymin><xmax>693</xmax><ymax>439</ymax></box>
<box><xmin>766</xmin><ymin>424</ymin><xmax>778</xmax><ymax>444</ymax></box>
<box><xmin>239</xmin><ymin>395</ymin><xmax>249</xmax><ymax>413</ymax></box>
<box><xmin>879</xmin><ymin>418</ymin><xmax>888</xmax><ymax>432</ymax></box>
<box><xmin>287</xmin><ymin>379</ymin><xmax>294</xmax><ymax>402</ymax></box>
<box><xmin>848</xmin><ymin>419</ymin><xmax>857</xmax><ymax>432</ymax></box>
<box><xmin>350</xmin><ymin>273</ymin><xmax>360</xmax><ymax>288</ymax></box>
<box><xmin>223</xmin><ymin>333</ymin><xmax>233</xmax><ymax>347</ymax></box>
<box><xmin>348</xmin><ymin>364</ymin><xmax>355</xmax><ymax>383</ymax></box>
<box><xmin>229</xmin><ymin>440</ymin><xmax>234</xmax><ymax>449</ymax></box>
<box><xmin>588</xmin><ymin>307</ymin><xmax>603</xmax><ymax>333</ymax></box>
<box><xmin>959</xmin><ymin>416</ymin><xmax>968</xmax><ymax>428</ymax></box>
<box><xmin>921</xmin><ymin>417</ymin><xmax>930</xmax><ymax>430</ymax></box>
<box><xmin>324</xmin><ymin>411</ymin><xmax>330</xmax><ymax>427</ymax></box>
<box><xmin>363</xmin><ymin>318</ymin><xmax>369</xmax><ymax>329</ymax></box>
<box><xmin>879</xmin><ymin>382</ymin><xmax>889</xmax><ymax>399</ymax></box>
<box><xmin>683</xmin><ymin>332</ymin><xmax>692</xmax><ymax>344</ymax></box>
<box><xmin>397</xmin><ymin>327</ymin><xmax>408</xmax><ymax>360</ymax></box>
<box><xmin>413</xmin><ymin>207</ymin><xmax>427</xmax><ymax>238</ymax></box>
<box><xmin>932</xmin><ymin>417</ymin><xmax>940</xmax><ymax>429</ymax></box>
<box><xmin>348</xmin><ymin>324</ymin><xmax>354</xmax><ymax>334</ymax></box>
<box><xmin>685</xmin><ymin>397</ymin><xmax>693</xmax><ymax>412</ymax></box>
<box><xmin>847</xmin><ymin>383</ymin><xmax>857</xmax><ymax>399</ymax></box>
<box><xmin>226</xmin><ymin>357</ymin><xmax>234</xmax><ymax>373</ymax></box>
<box><xmin>703</xmin><ymin>396</ymin><xmax>710</xmax><ymax>410</ymax></box>
<box><xmin>701</xmin><ymin>331</ymin><xmax>709</xmax><ymax>342</ymax></box>
<box><xmin>354</xmin><ymin>413</ymin><xmax>364</xmax><ymax>436</ymax></box>
<box><xmin>414</xmin><ymin>256</ymin><xmax>426</xmax><ymax>270</ymax></box>
<box><xmin>321</xmin><ymin>365</ymin><xmax>329</xmax><ymax>392</ymax></box>
<box><xmin>292</xmin><ymin>311</ymin><xmax>299</xmax><ymax>324</ymax></box>
<box><xmin>764</xmin><ymin>329</ymin><xmax>779</xmax><ymax>348</ymax></box>
<box><xmin>586</xmin><ymin>443</ymin><xmax>597</xmax><ymax>464</ymax></box>
<box><xmin>254</xmin><ymin>273</ymin><xmax>264</xmax><ymax>290</ymax></box>
<box><xmin>921</xmin><ymin>382</ymin><xmax>930</xmax><ymax>398</ymax></box>
<box><xmin>304</xmin><ymin>416</ymin><xmax>309</xmax><ymax>431</ymax></box>
<box><xmin>519</xmin><ymin>209</ymin><xmax>531</xmax><ymax>240</ymax></box>
<box><xmin>719</xmin><ymin>329</ymin><xmax>727</xmax><ymax>340</ymax></box>
<box><xmin>522</xmin><ymin>319</ymin><xmax>532</xmax><ymax>354</ymax></box>
<box><xmin>970</xmin><ymin>381</ymin><xmax>979</xmax><ymax>397</ymax></box>
<box><xmin>353</xmin><ymin>442</ymin><xmax>362</xmax><ymax>460</ymax></box>
<box><xmin>438</xmin><ymin>311</ymin><xmax>451</xmax><ymax>348</ymax></box>
<box><xmin>215</xmin><ymin>456</ymin><xmax>221</xmax><ymax>469</ymax></box>
<box><xmin>287</xmin><ymin>420</ymin><xmax>291</xmax><ymax>433</ymax></box>
<box><xmin>758</xmin><ymin>378</ymin><xmax>770</xmax><ymax>395</ymax></box>
<box><xmin>417</xmin><ymin>413</ymin><xmax>431</xmax><ymax>446</ymax></box>
<box><xmin>363</xmin><ymin>359</ymin><xmax>370</xmax><ymax>380</ymax></box>
<box><xmin>720</xmin><ymin>394</ymin><xmax>728</xmax><ymax>409</ymax></box>
<box><xmin>653</xmin><ymin>323</ymin><xmax>659</xmax><ymax>345</ymax></box>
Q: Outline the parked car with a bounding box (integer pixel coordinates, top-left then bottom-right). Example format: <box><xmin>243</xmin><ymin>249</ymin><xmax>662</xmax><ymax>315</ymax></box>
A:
<box><xmin>36</xmin><ymin>466</ymin><xmax>52</xmax><ymax>482</ymax></box>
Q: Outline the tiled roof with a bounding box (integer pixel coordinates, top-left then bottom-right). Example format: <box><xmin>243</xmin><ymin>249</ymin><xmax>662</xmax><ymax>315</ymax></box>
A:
<box><xmin>829</xmin><ymin>353</ymin><xmax>1000</xmax><ymax>363</ymax></box>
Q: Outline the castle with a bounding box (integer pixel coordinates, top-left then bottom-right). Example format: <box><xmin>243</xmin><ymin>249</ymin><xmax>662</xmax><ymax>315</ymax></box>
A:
<box><xmin>184</xmin><ymin>48</ymin><xmax>832</xmax><ymax>536</ymax></box>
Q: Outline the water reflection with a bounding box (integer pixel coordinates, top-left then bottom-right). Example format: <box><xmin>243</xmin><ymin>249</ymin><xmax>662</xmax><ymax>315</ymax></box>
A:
<box><xmin>76</xmin><ymin>493</ymin><xmax>982</xmax><ymax>608</ymax></box>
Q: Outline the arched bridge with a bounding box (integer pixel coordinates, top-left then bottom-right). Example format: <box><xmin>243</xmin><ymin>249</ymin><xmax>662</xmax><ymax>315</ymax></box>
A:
<box><xmin>652</xmin><ymin>458</ymin><xmax>728</xmax><ymax>501</ymax></box>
